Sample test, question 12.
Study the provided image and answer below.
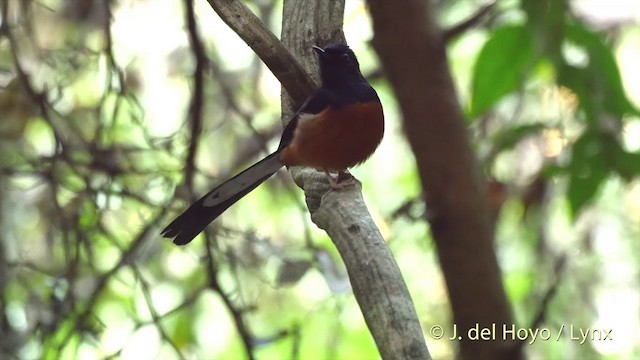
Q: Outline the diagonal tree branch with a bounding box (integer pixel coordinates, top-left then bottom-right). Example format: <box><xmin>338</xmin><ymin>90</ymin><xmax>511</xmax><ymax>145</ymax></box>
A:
<box><xmin>204</xmin><ymin>0</ymin><xmax>431</xmax><ymax>358</ymax></box>
<box><xmin>280</xmin><ymin>2</ymin><xmax>429</xmax><ymax>358</ymax></box>
<box><xmin>298</xmin><ymin>176</ymin><xmax>432</xmax><ymax>360</ymax></box>
<box><xmin>442</xmin><ymin>2</ymin><xmax>496</xmax><ymax>42</ymax></box>
<box><xmin>205</xmin><ymin>0</ymin><xmax>316</xmax><ymax>109</ymax></box>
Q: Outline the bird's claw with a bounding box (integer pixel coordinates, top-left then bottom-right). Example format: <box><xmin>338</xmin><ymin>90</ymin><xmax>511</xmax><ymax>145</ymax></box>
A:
<box><xmin>324</xmin><ymin>170</ymin><xmax>360</xmax><ymax>190</ymax></box>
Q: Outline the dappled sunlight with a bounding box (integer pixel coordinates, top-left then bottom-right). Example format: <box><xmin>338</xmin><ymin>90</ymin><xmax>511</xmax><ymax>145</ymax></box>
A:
<box><xmin>0</xmin><ymin>0</ymin><xmax>638</xmax><ymax>359</ymax></box>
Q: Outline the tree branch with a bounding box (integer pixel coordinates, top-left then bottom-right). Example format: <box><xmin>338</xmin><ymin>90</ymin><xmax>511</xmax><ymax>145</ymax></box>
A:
<box><xmin>204</xmin><ymin>240</ymin><xmax>256</xmax><ymax>360</ymax></box>
<box><xmin>442</xmin><ymin>2</ymin><xmax>496</xmax><ymax>42</ymax></box>
<box><xmin>365</xmin><ymin>1</ymin><xmax>518</xmax><ymax>359</ymax></box>
<box><xmin>183</xmin><ymin>0</ymin><xmax>206</xmax><ymax>194</ymax></box>
<box><xmin>299</xmin><ymin>176</ymin><xmax>432</xmax><ymax>360</ymax></box>
<box><xmin>205</xmin><ymin>0</ymin><xmax>316</xmax><ymax>108</ymax></box>
<box><xmin>280</xmin><ymin>1</ymin><xmax>430</xmax><ymax>359</ymax></box>
<box><xmin>204</xmin><ymin>0</ymin><xmax>431</xmax><ymax>358</ymax></box>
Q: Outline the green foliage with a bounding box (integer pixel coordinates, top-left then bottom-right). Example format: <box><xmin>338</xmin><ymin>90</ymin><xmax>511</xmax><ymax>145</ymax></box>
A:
<box><xmin>566</xmin><ymin>131</ymin><xmax>612</xmax><ymax>216</ymax></box>
<box><xmin>1</xmin><ymin>1</ymin><xmax>638</xmax><ymax>360</ymax></box>
<box><xmin>556</xmin><ymin>21</ymin><xmax>640</xmax><ymax>214</ymax></box>
<box><xmin>470</xmin><ymin>0</ymin><xmax>640</xmax><ymax>217</ymax></box>
<box><xmin>558</xmin><ymin>23</ymin><xmax>640</xmax><ymax>128</ymax></box>
<box><xmin>565</xmin><ymin>132</ymin><xmax>640</xmax><ymax>215</ymax></box>
<box><xmin>466</xmin><ymin>2</ymin><xmax>639</xmax><ymax>357</ymax></box>
<box><xmin>469</xmin><ymin>24</ymin><xmax>534</xmax><ymax>118</ymax></box>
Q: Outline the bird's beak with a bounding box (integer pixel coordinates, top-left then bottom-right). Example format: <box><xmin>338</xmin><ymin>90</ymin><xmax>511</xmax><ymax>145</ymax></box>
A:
<box><xmin>312</xmin><ymin>45</ymin><xmax>325</xmax><ymax>56</ymax></box>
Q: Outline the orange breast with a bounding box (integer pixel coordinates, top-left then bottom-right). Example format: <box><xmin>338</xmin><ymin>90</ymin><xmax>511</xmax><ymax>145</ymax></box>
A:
<box><xmin>279</xmin><ymin>101</ymin><xmax>384</xmax><ymax>171</ymax></box>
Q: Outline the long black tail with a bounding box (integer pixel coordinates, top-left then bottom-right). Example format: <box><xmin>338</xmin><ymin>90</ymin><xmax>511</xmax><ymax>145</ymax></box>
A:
<box><xmin>161</xmin><ymin>151</ymin><xmax>284</xmax><ymax>245</ymax></box>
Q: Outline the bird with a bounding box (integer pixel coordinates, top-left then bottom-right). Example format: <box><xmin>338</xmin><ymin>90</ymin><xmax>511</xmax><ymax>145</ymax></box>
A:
<box><xmin>161</xmin><ymin>43</ymin><xmax>384</xmax><ymax>245</ymax></box>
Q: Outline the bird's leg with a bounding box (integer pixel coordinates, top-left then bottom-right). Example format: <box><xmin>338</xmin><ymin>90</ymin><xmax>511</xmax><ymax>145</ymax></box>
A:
<box><xmin>337</xmin><ymin>170</ymin><xmax>358</xmax><ymax>184</ymax></box>
<box><xmin>323</xmin><ymin>169</ymin><xmax>340</xmax><ymax>188</ymax></box>
<box><xmin>323</xmin><ymin>169</ymin><xmax>359</xmax><ymax>189</ymax></box>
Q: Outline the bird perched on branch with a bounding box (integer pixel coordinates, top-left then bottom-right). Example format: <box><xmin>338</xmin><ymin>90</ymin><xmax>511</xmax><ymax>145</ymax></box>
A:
<box><xmin>162</xmin><ymin>44</ymin><xmax>384</xmax><ymax>245</ymax></box>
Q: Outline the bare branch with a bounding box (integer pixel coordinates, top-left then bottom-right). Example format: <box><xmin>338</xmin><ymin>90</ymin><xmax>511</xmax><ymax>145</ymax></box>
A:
<box><xmin>280</xmin><ymin>1</ymin><xmax>431</xmax><ymax>359</ymax></box>
<box><xmin>301</xmin><ymin>177</ymin><xmax>432</xmax><ymax>360</ymax></box>
<box><xmin>442</xmin><ymin>2</ymin><xmax>496</xmax><ymax>42</ymax></box>
<box><xmin>205</xmin><ymin>0</ymin><xmax>315</xmax><ymax>108</ymax></box>
<box><xmin>183</xmin><ymin>0</ymin><xmax>207</xmax><ymax>194</ymax></box>
<box><xmin>204</xmin><ymin>241</ymin><xmax>256</xmax><ymax>360</ymax></box>
<box><xmin>198</xmin><ymin>1</ymin><xmax>432</xmax><ymax>358</ymax></box>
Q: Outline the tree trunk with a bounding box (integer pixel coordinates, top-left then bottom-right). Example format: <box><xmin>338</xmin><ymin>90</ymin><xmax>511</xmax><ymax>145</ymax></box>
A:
<box><xmin>366</xmin><ymin>1</ymin><xmax>520</xmax><ymax>359</ymax></box>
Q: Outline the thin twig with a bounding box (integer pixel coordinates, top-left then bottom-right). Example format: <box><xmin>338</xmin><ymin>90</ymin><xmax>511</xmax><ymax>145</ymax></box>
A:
<box><xmin>132</xmin><ymin>265</ymin><xmax>186</xmax><ymax>360</ymax></box>
<box><xmin>442</xmin><ymin>2</ymin><xmax>496</xmax><ymax>42</ymax></box>
<box><xmin>183</xmin><ymin>0</ymin><xmax>206</xmax><ymax>195</ymax></box>
<box><xmin>204</xmin><ymin>241</ymin><xmax>257</xmax><ymax>360</ymax></box>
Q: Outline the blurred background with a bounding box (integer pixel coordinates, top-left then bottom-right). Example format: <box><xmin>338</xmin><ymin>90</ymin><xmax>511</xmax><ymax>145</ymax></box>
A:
<box><xmin>0</xmin><ymin>0</ymin><xmax>638</xmax><ymax>359</ymax></box>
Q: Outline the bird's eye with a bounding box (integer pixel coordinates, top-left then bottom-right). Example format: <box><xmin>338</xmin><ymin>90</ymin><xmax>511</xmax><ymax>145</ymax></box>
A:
<box><xmin>340</xmin><ymin>53</ymin><xmax>350</xmax><ymax>62</ymax></box>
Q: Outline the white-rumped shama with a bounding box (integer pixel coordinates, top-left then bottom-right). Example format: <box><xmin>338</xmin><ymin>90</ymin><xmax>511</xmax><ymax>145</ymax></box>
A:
<box><xmin>161</xmin><ymin>44</ymin><xmax>384</xmax><ymax>245</ymax></box>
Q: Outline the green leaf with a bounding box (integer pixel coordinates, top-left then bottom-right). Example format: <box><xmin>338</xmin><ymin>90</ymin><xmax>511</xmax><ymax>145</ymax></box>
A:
<box><xmin>609</xmin><ymin>139</ymin><xmax>640</xmax><ymax>180</ymax></box>
<box><xmin>78</xmin><ymin>199</ymin><xmax>99</xmax><ymax>230</ymax></box>
<box><xmin>564</xmin><ymin>22</ymin><xmax>640</xmax><ymax>119</ymax></box>
<box><xmin>557</xmin><ymin>63</ymin><xmax>598</xmax><ymax>123</ymax></box>
<box><xmin>541</xmin><ymin>163</ymin><xmax>569</xmax><ymax>178</ymax></box>
<box><xmin>469</xmin><ymin>24</ymin><xmax>535</xmax><ymax>118</ymax></box>
<box><xmin>567</xmin><ymin>132</ymin><xmax>610</xmax><ymax>217</ymax></box>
